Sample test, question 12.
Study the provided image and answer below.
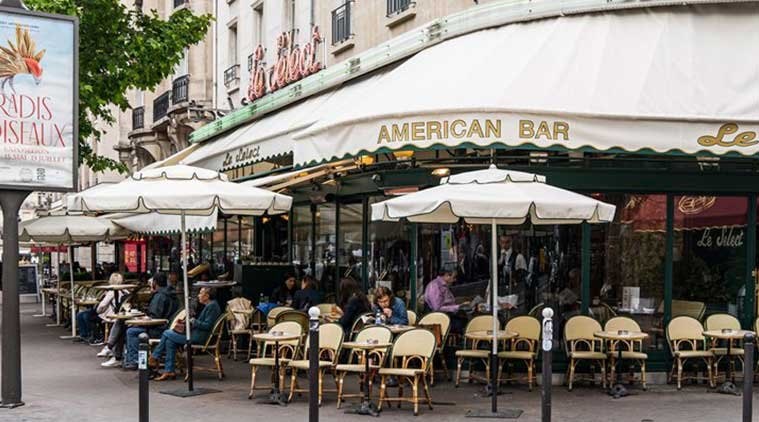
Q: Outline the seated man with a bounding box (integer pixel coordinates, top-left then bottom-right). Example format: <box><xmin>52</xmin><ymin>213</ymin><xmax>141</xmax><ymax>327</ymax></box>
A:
<box><xmin>372</xmin><ymin>286</ymin><xmax>409</xmax><ymax>325</ymax></box>
<box><xmin>424</xmin><ymin>268</ymin><xmax>467</xmax><ymax>333</ymax></box>
<box><xmin>103</xmin><ymin>273</ymin><xmax>177</xmax><ymax>370</ymax></box>
<box><xmin>150</xmin><ymin>287</ymin><xmax>221</xmax><ymax>381</ymax></box>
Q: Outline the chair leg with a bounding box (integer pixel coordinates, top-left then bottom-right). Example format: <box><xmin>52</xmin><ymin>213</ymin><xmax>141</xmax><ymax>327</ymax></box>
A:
<box><xmin>601</xmin><ymin>360</ymin><xmax>607</xmax><ymax>389</ymax></box>
<box><xmin>398</xmin><ymin>380</ymin><xmax>404</xmax><ymax>409</ymax></box>
<box><xmin>441</xmin><ymin>353</ymin><xmax>451</xmax><ymax>381</ymax></box>
<box><xmin>413</xmin><ymin>376</ymin><xmax>420</xmax><ymax>416</ymax></box>
<box><xmin>568</xmin><ymin>359</ymin><xmax>576</xmax><ymax>391</ymax></box>
<box><xmin>641</xmin><ymin>360</ymin><xmax>647</xmax><ymax>391</ymax></box>
<box><xmin>378</xmin><ymin>376</ymin><xmax>387</xmax><ymax>412</ymax></box>
<box><xmin>249</xmin><ymin>367</ymin><xmax>258</xmax><ymax>399</ymax></box>
<box><xmin>288</xmin><ymin>369</ymin><xmax>297</xmax><ymax>402</ymax></box>
<box><xmin>423</xmin><ymin>376</ymin><xmax>433</xmax><ymax>410</ymax></box>
<box><xmin>676</xmin><ymin>358</ymin><xmax>683</xmax><ymax>390</ymax></box>
<box><xmin>496</xmin><ymin>360</ymin><xmax>504</xmax><ymax>388</ymax></box>
<box><xmin>429</xmin><ymin>360</ymin><xmax>435</xmax><ymax>386</ymax></box>
<box><xmin>455</xmin><ymin>358</ymin><xmax>463</xmax><ymax>387</ymax></box>
<box><xmin>527</xmin><ymin>359</ymin><xmax>534</xmax><ymax>392</ymax></box>
<box><xmin>609</xmin><ymin>357</ymin><xmax>616</xmax><ymax>387</ymax></box>
<box><xmin>318</xmin><ymin>370</ymin><xmax>324</xmax><ymax>406</ymax></box>
<box><xmin>707</xmin><ymin>358</ymin><xmax>714</xmax><ymax>388</ymax></box>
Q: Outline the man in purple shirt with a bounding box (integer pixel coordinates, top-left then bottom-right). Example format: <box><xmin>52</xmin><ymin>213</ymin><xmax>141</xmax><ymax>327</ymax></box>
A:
<box><xmin>424</xmin><ymin>269</ymin><xmax>468</xmax><ymax>333</ymax></box>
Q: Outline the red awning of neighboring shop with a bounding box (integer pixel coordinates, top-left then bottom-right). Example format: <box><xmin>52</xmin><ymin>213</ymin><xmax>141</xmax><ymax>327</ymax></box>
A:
<box><xmin>620</xmin><ymin>195</ymin><xmax>748</xmax><ymax>232</ymax></box>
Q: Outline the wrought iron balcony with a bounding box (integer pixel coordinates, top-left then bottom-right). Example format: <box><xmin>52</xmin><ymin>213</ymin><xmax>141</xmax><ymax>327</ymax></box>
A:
<box><xmin>331</xmin><ymin>2</ymin><xmax>352</xmax><ymax>46</ymax></box>
<box><xmin>224</xmin><ymin>64</ymin><xmax>240</xmax><ymax>89</ymax></box>
<box><xmin>387</xmin><ymin>0</ymin><xmax>413</xmax><ymax>16</ymax></box>
<box><xmin>153</xmin><ymin>91</ymin><xmax>170</xmax><ymax>122</ymax></box>
<box><xmin>172</xmin><ymin>74</ymin><xmax>189</xmax><ymax>105</ymax></box>
<box><xmin>132</xmin><ymin>106</ymin><xmax>144</xmax><ymax>130</ymax></box>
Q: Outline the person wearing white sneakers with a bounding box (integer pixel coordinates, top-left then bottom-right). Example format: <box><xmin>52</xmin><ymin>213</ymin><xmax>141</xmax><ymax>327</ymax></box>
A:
<box><xmin>95</xmin><ymin>273</ymin><xmax>128</xmax><ymax>368</ymax></box>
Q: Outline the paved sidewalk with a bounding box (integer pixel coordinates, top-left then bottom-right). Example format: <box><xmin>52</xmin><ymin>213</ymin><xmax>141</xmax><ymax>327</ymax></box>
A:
<box><xmin>0</xmin><ymin>304</ymin><xmax>756</xmax><ymax>421</ymax></box>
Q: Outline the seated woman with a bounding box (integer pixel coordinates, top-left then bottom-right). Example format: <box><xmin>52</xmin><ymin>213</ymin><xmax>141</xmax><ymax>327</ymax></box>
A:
<box><xmin>337</xmin><ymin>277</ymin><xmax>371</xmax><ymax>333</ymax></box>
<box><xmin>271</xmin><ymin>273</ymin><xmax>297</xmax><ymax>307</ymax></box>
<box><xmin>292</xmin><ymin>275</ymin><xmax>320</xmax><ymax>311</ymax></box>
<box><xmin>372</xmin><ymin>286</ymin><xmax>409</xmax><ymax>325</ymax></box>
<box><xmin>149</xmin><ymin>287</ymin><xmax>221</xmax><ymax>381</ymax></box>
<box><xmin>78</xmin><ymin>272</ymin><xmax>125</xmax><ymax>344</ymax></box>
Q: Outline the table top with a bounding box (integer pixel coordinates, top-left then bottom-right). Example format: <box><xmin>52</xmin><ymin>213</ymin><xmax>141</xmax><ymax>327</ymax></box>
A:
<box><xmin>594</xmin><ymin>330</ymin><xmax>649</xmax><ymax>341</ymax></box>
<box><xmin>41</xmin><ymin>288</ymin><xmax>59</xmax><ymax>294</ymax></box>
<box><xmin>75</xmin><ymin>299</ymin><xmax>99</xmax><ymax>306</ymax></box>
<box><xmin>703</xmin><ymin>329</ymin><xmax>755</xmax><ymax>340</ymax></box>
<box><xmin>93</xmin><ymin>284</ymin><xmax>139</xmax><ymax>291</ymax></box>
<box><xmin>387</xmin><ymin>324</ymin><xmax>416</xmax><ymax>334</ymax></box>
<box><xmin>126</xmin><ymin>317</ymin><xmax>168</xmax><ymax>327</ymax></box>
<box><xmin>466</xmin><ymin>330</ymin><xmax>518</xmax><ymax>341</ymax></box>
<box><xmin>253</xmin><ymin>332</ymin><xmax>300</xmax><ymax>342</ymax></box>
<box><xmin>113</xmin><ymin>312</ymin><xmax>145</xmax><ymax>320</ymax></box>
<box><xmin>343</xmin><ymin>341</ymin><xmax>393</xmax><ymax>350</ymax></box>
<box><xmin>194</xmin><ymin>281</ymin><xmax>237</xmax><ymax>288</ymax></box>
<box><xmin>322</xmin><ymin>313</ymin><xmax>341</xmax><ymax>322</ymax></box>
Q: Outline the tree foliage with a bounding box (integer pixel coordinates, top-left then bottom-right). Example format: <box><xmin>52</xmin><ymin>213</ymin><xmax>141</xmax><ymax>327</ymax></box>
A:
<box><xmin>25</xmin><ymin>0</ymin><xmax>212</xmax><ymax>173</ymax></box>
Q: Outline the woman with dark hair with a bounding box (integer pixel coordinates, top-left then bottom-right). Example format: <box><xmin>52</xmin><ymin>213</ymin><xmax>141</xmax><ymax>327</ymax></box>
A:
<box><xmin>337</xmin><ymin>277</ymin><xmax>371</xmax><ymax>332</ymax></box>
<box><xmin>271</xmin><ymin>273</ymin><xmax>298</xmax><ymax>306</ymax></box>
<box><xmin>292</xmin><ymin>275</ymin><xmax>320</xmax><ymax>311</ymax></box>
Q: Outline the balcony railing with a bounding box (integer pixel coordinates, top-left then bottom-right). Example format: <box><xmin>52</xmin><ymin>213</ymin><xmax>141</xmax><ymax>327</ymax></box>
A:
<box><xmin>224</xmin><ymin>64</ymin><xmax>240</xmax><ymax>88</ymax></box>
<box><xmin>173</xmin><ymin>0</ymin><xmax>186</xmax><ymax>8</ymax></box>
<box><xmin>331</xmin><ymin>2</ymin><xmax>352</xmax><ymax>46</ymax></box>
<box><xmin>387</xmin><ymin>0</ymin><xmax>413</xmax><ymax>16</ymax></box>
<box><xmin>172</xmin><ymin>74</ymin><xmax>189</xmax><ymax>105</ymax></box>
<box><xmin>153</xmin><ymin>91</ymin><xmax>170</xmax><ymax>122</ymax></box>
<box><xmin>247</xmin><ymin>53</ymin><xmax>254</xmax><ymax>72</ymax></box>
<box><xmin>132</xmin><ymin>106</ymin><xmax>144</xmax><ymax>130</ymax></box>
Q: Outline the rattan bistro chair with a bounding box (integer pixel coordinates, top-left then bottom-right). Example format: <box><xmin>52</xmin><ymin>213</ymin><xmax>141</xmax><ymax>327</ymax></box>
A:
<box><xmin>564</xmin><ymin>315</ymin><xmax>607</xmax><ymax>391</ymax></box>
<box><xmin>604</xmin><ymin>317</ymin><xmax>648</xmax><ymax>389</ymax></box>
<box><xmin>378</xmin><ymin>329</ymin><xmax>436</xmax><ymax>416</ymax></box>
<box><xmin>498</xmin><ymin>316</ymin><xmax>541</xmax><ymax>391</ymax></box>
<box><xmin>335</xmin><ymin>326</ymin><xmax>393</xmax><ymax>409</ymax></box>
<box><xmin>407</xmin><ymin>310</ymin><xmax>418</xmax><ymax>326</ymax></box>
<box><xmin>418</xmin><ymin>312</ymin><xmax>452</xmax><ymax>385</ymax></box>
<box><xmin>666</xmin><ymin>316</ymin><xmax>714</xmax><ymax>390</ymax></box>
<box><xmin>186</xmin><ymin>312</ymin><xmax>228</xmax><ymax>381</ymax></box>
<box><xmin>287</xmin><ymin>323</ymin><xmax>344</xmax><ymax>405</ymax></box>
<box><xmin>275</xmin><ymin>310</ymin><xmax>309</xmax><ymax>336</ymax></box>
<box><xmin>704</xmin><ymin>313</ymin><xmax>744</xmax><ymax>382</ymax></box>
<box><xmin>267</xmin><ymin>306</ymin><xmax>293</xmax><ymax>328</ymax></box>
<box><xmin>226</xmin><ymin>297</ymin><xmax>254</xmax><ymax>361</ymax></box>
<box><xmin>455</xmin><ymin>315</ymin><xmax>496</xmax><ymax>387</ymax></box>
<box><xmin>248</xmin><ymin>321</ymin><xmax>302</xmax><ymax>399</ymax></box>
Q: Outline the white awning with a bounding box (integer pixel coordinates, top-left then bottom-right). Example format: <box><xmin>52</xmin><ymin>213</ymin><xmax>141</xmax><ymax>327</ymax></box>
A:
<box><xmin>294</xmin><ymin>2</ymin><xmax>759</xmax><ymax>166</ymax></box>
<box><xmin>110</xmin><ymin>210</ymin><xmax>219</xmax><ymax>235</ymax></box>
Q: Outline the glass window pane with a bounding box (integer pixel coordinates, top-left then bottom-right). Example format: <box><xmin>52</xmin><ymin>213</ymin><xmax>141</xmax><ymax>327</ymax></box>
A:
<box><xmin>339</xmin><ymin>203</ymin><xmax>364</xmax><ymax>283</ymax></box>
<box><xmin>315</xmin><ymin>204</ymin><xmax>337</xmax><ymax>295</ymax></box>
<box><xmin>292</xmin><ymin>205</ymin><xmax>312</xmax><ymax>276</ymax></box>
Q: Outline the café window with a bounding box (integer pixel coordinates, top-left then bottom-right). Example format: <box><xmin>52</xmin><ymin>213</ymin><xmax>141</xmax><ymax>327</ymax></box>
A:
<box><xmin>292</xmin><ymin>205</ymin><xmax>313</xmax><ymax>276</ymax></box>
<box><xmin>338</xmin><ymin>203</ymin><xmax>364</xmax><ymax>283</ymax></box>
<box><xmin>315</xmin><ymin>203</ymin><xmax>337</xmax><ymax>296</ymax></box>
<box><xmin>369</xmin><ymin>197</ymin><xmax>410</xmax><ymax>296</ymax></box>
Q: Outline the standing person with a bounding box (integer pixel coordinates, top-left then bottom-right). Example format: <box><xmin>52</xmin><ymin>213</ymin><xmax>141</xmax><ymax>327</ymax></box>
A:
<box><xmin>372</xmin><ymin>286</ymin><xmax>409</xmax><ymax>325</ymax></box>
<box><xmin>424</xmin><ymin>267</ymin><xmax>468</xmax><ymax>333</ymax></box>
<box><xmin>497</xmin><ymin>235</ymin><xmax>528</xmax><ymax>312</ymax></box>
<box><xmin>292</xmin><ymin>275</ymin><xmax>320</xmax><ymax>311</ymax></box>
<box><xmin>271</xmin><ymin>273</ymin><xmax>297</xmax><ymax>306</ymax></box>
<box><xmin>150</xmin><ymin>287</ymin><xmax>221</xmax><ymax>381</ymax></box>
<box><xmin>103</xmin><ymin>273</ymin><xmax>177</xmax><ymax>369</ymax></box>
<box><xmin>336</xmin><ymin>277</ymin><xmax>371</xmax><ymax>333</ymax></box>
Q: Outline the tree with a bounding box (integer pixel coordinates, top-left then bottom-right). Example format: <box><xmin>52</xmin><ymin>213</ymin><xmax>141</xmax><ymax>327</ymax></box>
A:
<box><xmin>25</xmin><ymin>0</ymin><xmax>212</xmax><ymax>173</ymax></box>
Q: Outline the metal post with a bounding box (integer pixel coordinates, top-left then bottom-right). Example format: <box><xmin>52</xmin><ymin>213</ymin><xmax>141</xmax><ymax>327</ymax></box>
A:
<box><xmin>580</xmin><ymin>223</ymin><xmax>590</xmax><ymax>314</ymax></box>
<box><xmin>0</xmin><ymin>190</ymin><xmax>30</xmax><ymax>408</ymax></box>
<box><xmin>138</xmin><ymin>333</ymin><xmax>149</xmax><ymax>422</ymax></box>
<box><xmin>180</xmin><ymin>212</ymin><xmax>194</xmax><ymax>392</ymax></box>
<box><xmin>743</xmin><ymin>333</ymin><xmax>754</xmax><ymax>422</ymax></box>
<box><xmin>541</xmin><ymin>308</ymin><xmax>554</xmax><ymax>422</ymax></box>
<box><xmin>308</xmin><ymin>307</ymin><xmax>320</xmax><ymax>422</ymax></box>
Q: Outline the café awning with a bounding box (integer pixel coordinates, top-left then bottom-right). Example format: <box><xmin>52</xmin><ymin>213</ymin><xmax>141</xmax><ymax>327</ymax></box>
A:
<box><xmin>294</xmin><ymin>2</ymin><xmax>759</xmax><ymax>166</ymax></box>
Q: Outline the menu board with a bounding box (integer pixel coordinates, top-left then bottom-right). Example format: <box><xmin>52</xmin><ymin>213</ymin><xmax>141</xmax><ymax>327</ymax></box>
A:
<box><xmin>0</xmin><ymin>263</ymin><xmax>38</xmax><ymax>295</ymax></box>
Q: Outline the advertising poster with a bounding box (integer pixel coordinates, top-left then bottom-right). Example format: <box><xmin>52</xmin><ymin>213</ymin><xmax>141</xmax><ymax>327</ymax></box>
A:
<box><xmin>0</xmin><ymin>10</ymin><xmax>76</xmax><ymax>191</ymax></box>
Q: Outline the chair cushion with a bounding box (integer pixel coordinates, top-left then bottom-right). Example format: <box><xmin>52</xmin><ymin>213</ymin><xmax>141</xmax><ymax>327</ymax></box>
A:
<box><xmin>711</xmin><ymin>347</ymin><xmax>744</xmax><ymax>356</ymax></box>
<box><xmin>570</xmin><ymin>351</ymin><xmax>607</xmax><ymax>360</ymax></box>
<box><xmin>335</xmin><ymin>364</ymin><xmax>380</xmax><ymax>373</ymax></box>
<box><xmin>498</xmin><ymin>351</ymin><xmax>534</xmax><ymax>360</ymax></box>
<box><xmin>288</xmin><ymin>360</ymin><xmax>333</xmax><ymax>369</ymax></box>
<box><xmin>456</xmin><ymin>350</ymin><xmax>490</xmax><ymax>358</ymax></box>
<box><xmin>674</xmin><ymin>350</ymin><xmax>713</xmax><ymax>358</ymax></box>
<box><xmin>611</xmin><ymin>351</ymin><xmax>648</xmax><ymax>360</ymax></box>
<box><xmin>379</xmin><ymin>368</ymin><xmax>426</xmax><ymax>377</ymax></box>
<box><xmin>249</xmin><ymin>358</ymin><xmax>292</xmax><ymax>366</ymax></box>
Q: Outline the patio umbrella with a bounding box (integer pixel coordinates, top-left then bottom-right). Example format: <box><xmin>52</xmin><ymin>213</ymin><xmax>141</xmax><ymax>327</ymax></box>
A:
<box><xmin>68</xmin><ymin>164</ymin><xmax>292</xmax><ymax>393</ymax></box>
<box><xmin>371</xmin><ymin>164</ymin><xmax>615</xmax><ymax>417</ymax></box>
<box><xmin>19</xmin><ymin>215</ymin><xmax>128</xmax><ymax>339</ymax></box>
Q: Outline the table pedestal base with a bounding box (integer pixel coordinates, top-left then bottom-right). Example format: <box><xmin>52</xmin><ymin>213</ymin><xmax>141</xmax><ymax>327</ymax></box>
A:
<box><xmin>608</xmin><ymin>383</ymin><xmax>629</xmax><ymax>399</ymax></box>
<box><xmin>159</xmin><ymin>387</ymin><xmax>220</xmax><ymax>398</ymax></box>
<box><xmin>715</xmin><ymin>381</ymin><xmax>740</xmax><ymax>395</ymax></box>
<box><xmin>345</xmin><ymin>399</ymin><xmax>380</xmax><ymax>417</ymax></box>
<box><xmin>465</xmin><ymin>409</ymin><xmax>523</xmax><ymax>419</ymax></box>
<box><xmin>258</xmin><ymin>390</ymin><xmax>289</xmax><ymax>406</ymax></box>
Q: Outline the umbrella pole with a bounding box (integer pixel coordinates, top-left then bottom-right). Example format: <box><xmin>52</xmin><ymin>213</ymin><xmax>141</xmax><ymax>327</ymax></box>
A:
<box><xmin>181</xmin><ymin>211</ymin><xmax>194</xmax><ymax>391</ymax></box>
<box><xmin>490</xmin><ymin>219</ymin><xmax>498</xmax><ymax>413</ymax></box>
<box><xmin>48</xmin><ymin>245</ymin><xmax>62</xmax><ymax>327</ymax></box>
<box><xmin>60</xmin><ymin>245</ymin><xmax>77</xmax><ymax>339</ymax></box>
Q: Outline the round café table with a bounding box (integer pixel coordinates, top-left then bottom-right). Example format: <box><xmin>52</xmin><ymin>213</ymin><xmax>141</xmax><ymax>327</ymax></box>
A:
<box><xmin>594</xmin><ymin>330</ymin><xmax>648</xmax><ymax>398</ymax></box>
<box><xmin>112</xmin><ymin>312</ymin><xmax>145</xmax><ymax>321</ymax></box>
<box><xmin>252</xmin><ymin>332</ymin><xmax>301</xmax><ymax>406</ymax></box>
<box><xmin>126</xmin><ymin>318</ymin><xmax>169</xmax><ymax>327</ymax></box>
<box><xmin>341</xmin><ymin>341</ymin><xmax>393</xmax><ymax>416</ymax></box>
<box><xmin>93</xmin><ymin>284</ymin><xmax>139</xmax><ymax>313</ymax></box>
<box><xmin>387</xmin><ymin>324</ymin><xmax>416</xmax><ymax>335</ymax></box>
<box><xmin>703</xmin><ymin>329</ymin><xmax>754</xmax><ymax>393</ymax></box>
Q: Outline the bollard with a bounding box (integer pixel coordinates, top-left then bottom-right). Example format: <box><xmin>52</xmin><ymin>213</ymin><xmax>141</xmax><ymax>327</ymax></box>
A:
<box><xmin>138</xmin><ymin>333</ymin><xmax>150</xmax><ymax>422</ymax></box>
<box><xmin>308</xmin><ymin>307</ymin><xmax>320</xmax><ymax>422</ymax></box>
<box><xmin>541</xmin><ymin>308</ymin><xmax>554</xmax><ymax>422</ymax></box>
<box><xmin>743</xmin><ymin>333</ymin><xmax>754</xmax><ymax>422</ymax></box>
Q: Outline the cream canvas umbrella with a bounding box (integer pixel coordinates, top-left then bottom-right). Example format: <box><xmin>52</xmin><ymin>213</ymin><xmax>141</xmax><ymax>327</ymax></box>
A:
<box><xmin>19</xmin><ymin>215</ymin><xmax>128</xmax><ymax>339</ymax></box>
<box><xmin>68</xmin><ymin>164</ymin><xmax>292</xmax><ymax>393</ymax></box>
<box><xmin>371</xmin><ymin>164</ymin><xmax>615</xmax><ymax>417</ymax></box>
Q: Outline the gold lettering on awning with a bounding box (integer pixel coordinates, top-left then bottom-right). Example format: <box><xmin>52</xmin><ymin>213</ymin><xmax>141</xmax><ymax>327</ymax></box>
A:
<box><xmin>376</xmin><ymin>118</ymin><xmax>569</xmax><ymax>144</ymax></box>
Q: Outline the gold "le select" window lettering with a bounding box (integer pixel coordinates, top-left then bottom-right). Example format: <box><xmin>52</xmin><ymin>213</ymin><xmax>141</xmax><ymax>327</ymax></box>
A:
<box><xmin>698</xmin><ymin>123</ymin><xmax>757</xmax><ymax>148</ymax></box>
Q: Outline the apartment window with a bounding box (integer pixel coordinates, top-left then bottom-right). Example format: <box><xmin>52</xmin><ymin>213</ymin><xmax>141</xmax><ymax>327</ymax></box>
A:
<box><xmin>174</xmin><ymin>48</ymin><xmax>189</xmax><ymax>78</ymax></box>
<box><xmin>253</xmin><ymin>1</ymin><xmax>264</xmax><ymax>47</ymax></box>
<box><xmin>387</xmin><ymin>0</ymin><xmax>413</xmax><ymax>16</ymax></box>
<box><xmin>229</xmin><ymin>23</ymin><xmax>238</xmax><ymax>64</ymax></box>
<box><xmin>283</xmin><ymin>0</ymin><xmax>295</xmax><ymax>32</ymax></box>
<box><xmin>331</xmin><ymin>2</ymin><xmax>351</xmax><ymax>45</ymax></box>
